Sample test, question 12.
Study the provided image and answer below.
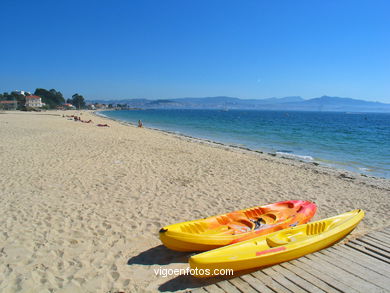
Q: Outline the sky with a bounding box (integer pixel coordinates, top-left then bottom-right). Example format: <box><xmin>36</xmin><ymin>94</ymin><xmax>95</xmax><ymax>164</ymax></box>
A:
<box><xmin>0</xmin><ymin>0</ymin><xmax>389</xmax><ymax>102</ymax></box>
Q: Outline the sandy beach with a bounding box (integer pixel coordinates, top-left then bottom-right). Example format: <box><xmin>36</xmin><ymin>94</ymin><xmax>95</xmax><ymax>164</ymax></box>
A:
<box><xmin>0</xmin><ymin>110</ymin><xmax>389</xmax><ymax>293</ymax></box>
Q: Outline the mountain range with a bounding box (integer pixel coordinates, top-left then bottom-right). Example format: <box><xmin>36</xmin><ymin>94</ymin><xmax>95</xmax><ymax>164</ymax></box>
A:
<box><xmin>87</xmin><ymin>96</ymin><xmax>390</xmax><ymax>112</ymax></box>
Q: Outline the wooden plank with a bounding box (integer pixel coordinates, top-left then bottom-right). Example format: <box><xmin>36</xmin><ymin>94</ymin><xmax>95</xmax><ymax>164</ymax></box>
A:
<box><xmin>251</xmin><ymin>270</ymin><xmax>292</xmax><ymax>293</ymax></box>
<box><xmin>356</xmin><ymin>237</ymin><xmax>390</xmax><ymax>253</ymax></box>
<box><xmin>202</xmin><ymin>284</ymin><xmax>226</xmax><ymax>293</ymax></box>
<box><xmin>379</xmin><ymin>228</ymin><xmax>390</xmax><ymax>237</ymax></box>
<box><xmin>368</xmin><ymin>231</ymin><xmax>390</xmax><ymax>244</ymax></box>
<box><xmin>191</xmin><ymin>288</ymin><xmax>210</xmax><ymax>293</ymax></box>
<box><xmin>272</xmin><ymin>264</ymin><xmax>325</xmax><ymax>293</ymax></box>
<box><xmin>380</xmin><ymin>232</ymin><xmax>390</xmax><ymax>239</ymax></box>
<box><xmin>294</xmin><ymin>258</ymin><xmax>360</xmax><ymax>292</ymax></box>
<box><xmin>262</xmin><ymin>267</ymin><xmax>308</xmax><ymax>293</ymax></box>
<box><xmin>380</xmin><ymin>232</ymin><xmax>390</xmax><ymax>241</ymax></box>
<box><xmin>279</xmin><ymin>262</ymin><xmax>340</xmax><ymax>293</ymax></box>
<box><xmin>193</xmin><ymin>228</ymin><xmax>390</xmax><ymax>293</ymax></box>
<box><xmin>372</xmin><ymin>228</ymin><xmax>390</xmax><ymax>238</ymax></box>
<box><xmin>350</xmin><ymin>239</ymin><xmax>390</xmax><ymax>259</ymax></box>
<box><xmin>371</xmin><ymin>230</ymin><xmax>390</xmax><ymax>242</ymax></box>
<box><xmin>363</xmin><ymin>232</ymin><xmax>390</xmax><ymax>245</ymax></box>
<box><xmin>229</xmin><ymin>277</ymin><xmax>259</xmax><ymax>293</ymax></box>
<box><xmin>377</xmin><ymin>232</ymin><xmax>390</xmax><ymax>243</ymax></box>
<box><xmin>329</xmin><ymin>246</ymin><xmax>390</xmax><ymax>276</ymax></box>
<box><xmin>364</xmin><ymin>233</ymin><xmax>390</xmax><ymax>248</ymax></box>
<box><xmin>346</xmin><ymin>241</ymin><xmax>390</xmax><ymax>264</ymax></box>
<box><xmin>240</xmin><ymin>274</ymin><xmax>274</xmax><ymax>293</ymax></box>
<box><xmin>304</xmin><ymin>254</ymin><xmax>383</xmax><ymax>292</ymax></box>
<box><xmin>317</xmin><ymin>249</ymin><xmax>390</xmax><ymax>290</ymax></box>
<box><xmin>322</xmin><ymin>247</ymin><xmax>390</xmax><ymax>284</ymax></box>
<box><xmin>214</xmin><ymin>280</ymin><xmax>241</xmax><ymax>293</ymax></box>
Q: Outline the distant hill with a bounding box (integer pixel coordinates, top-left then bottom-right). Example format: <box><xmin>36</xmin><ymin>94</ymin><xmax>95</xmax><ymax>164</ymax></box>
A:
<box><xmin>87</xmin><ymin>96</ymin><xmax>390</xmax><ymax>112</ymax></box>
<box><xmin>266</xmin><ymin>96</ymin><xmax>390</xmax><ymax>112</ymax></box>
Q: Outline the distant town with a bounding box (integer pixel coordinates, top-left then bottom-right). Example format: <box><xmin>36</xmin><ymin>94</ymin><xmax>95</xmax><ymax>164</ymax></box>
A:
<box><xmin>0</xmin><ymin>88</ymin><xmax>132</xmax><ymax>111</ymax></box>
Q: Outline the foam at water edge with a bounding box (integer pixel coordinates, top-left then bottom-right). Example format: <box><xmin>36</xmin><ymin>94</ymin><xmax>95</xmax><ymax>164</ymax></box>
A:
<box><xmin>95</xmin><ymin>111</ymin><xmax>108</xmax><ymax>118</ymax></box>
<box><xmin>276</xmin><ymin>152</ymin><xmax>314</xmax><ymax>161</ymax></box>
<box><xmin>358</xmin><ymin>167</ymin><xmax>373</xmax><ymax>172</ymax></box>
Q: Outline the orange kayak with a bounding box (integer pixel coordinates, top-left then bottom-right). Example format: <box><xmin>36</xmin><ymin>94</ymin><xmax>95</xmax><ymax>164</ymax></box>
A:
<box><xmin>159</xmin><ymin>200</ymin><xmax>317</xmax><ymax>251</ymax></box>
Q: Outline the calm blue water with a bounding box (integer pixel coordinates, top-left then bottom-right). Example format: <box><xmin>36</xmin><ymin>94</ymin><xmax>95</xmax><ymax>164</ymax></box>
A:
<box><xmin>100</xmin><ymin>109</ymin><xmax>390</xmax><ymax>178</ymax></box>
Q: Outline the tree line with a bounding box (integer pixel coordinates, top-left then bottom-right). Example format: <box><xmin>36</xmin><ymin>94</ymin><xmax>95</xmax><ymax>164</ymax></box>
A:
<box><xmin>0</xmin><ymin>88</ymin><xmax>86</xmax><ymax>110</ymax></box>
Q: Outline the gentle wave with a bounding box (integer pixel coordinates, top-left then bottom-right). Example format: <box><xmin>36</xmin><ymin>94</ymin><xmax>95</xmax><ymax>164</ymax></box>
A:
<box><xmin>275</xmin><ymin>152</ymin><xmax>314</xmax><ymax>161</ymax></box>
<box><xmin>358</xmin><ymin>167</ymin><xmax>374</xmax><ymax>172</ymax></box>
<box><xmin>95</xmin><ymin>112</ymin><xmax>108</xmax><ymax>118</ymax></box>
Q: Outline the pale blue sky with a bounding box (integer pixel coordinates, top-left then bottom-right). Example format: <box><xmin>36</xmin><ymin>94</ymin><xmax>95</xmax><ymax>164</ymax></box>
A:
<box><xmin>0</xmin><ymin>0</ymin><xmax>389</xmax><ymax>102</ymax></box>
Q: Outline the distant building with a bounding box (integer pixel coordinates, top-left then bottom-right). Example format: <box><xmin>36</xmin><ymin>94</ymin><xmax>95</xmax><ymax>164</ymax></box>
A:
<box><xmin>25</xmin><ymin>95</ymin><xmax>45</xmax><ymax>108</ymax></box>
<box><xmin>87</xmin><ymin>104</ymin><xmax>96</xmax><ymax>110</ymax></box>
<box><xmin>63</xmin><ymin>103</ymin><xmax>76</xmax><ymax>110</ymax></box>
<box><xmin>12</xmin><ymin>90</ymin><xmax>31</xmax><ymax>96</ymax></box>
<box><xmin>0</xmin><ymin>100</ymin><xmax>18</xmax><ymax>110</ymax></box>
<box><xmin>94</xmin><ymin>103</ymin><xmax>107</xmax><ymax>109</ymax></box>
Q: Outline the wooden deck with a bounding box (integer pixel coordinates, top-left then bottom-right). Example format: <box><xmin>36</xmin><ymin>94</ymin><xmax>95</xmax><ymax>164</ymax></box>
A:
<box><xmin>190</xmin><ymin>227</ymin><xmax>390</xmax><ymax>293</ymax></box>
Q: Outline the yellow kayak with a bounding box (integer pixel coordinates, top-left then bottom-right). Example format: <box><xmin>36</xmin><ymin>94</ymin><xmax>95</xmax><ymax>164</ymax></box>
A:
<box><xmin>189</xmin><ymin>209</ymin><xmax>364</xmax><ymax>277</ymax></box>
<box><xmin>159</xmin><ymin>200</ymin><xmax>317</xmax><ymax>251</ymax></box>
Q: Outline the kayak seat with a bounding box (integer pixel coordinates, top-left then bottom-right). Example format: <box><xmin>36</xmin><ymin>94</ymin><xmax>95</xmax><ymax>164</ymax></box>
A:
<box><xmin>266</xmin><ymin>234</ymin><xmax>290</xmax><ymax>247</ymax></box>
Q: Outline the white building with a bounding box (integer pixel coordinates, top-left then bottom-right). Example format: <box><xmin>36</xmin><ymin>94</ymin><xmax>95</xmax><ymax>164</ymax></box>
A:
<box><xmin>12</xmin><ymin>90</ymin><xmax>31</xmax><ymax>96</ymax></box>
<box><xmin>25</xmin><ymin>95</ymin><xmax>45</xmax><ymax>108</ymax></box>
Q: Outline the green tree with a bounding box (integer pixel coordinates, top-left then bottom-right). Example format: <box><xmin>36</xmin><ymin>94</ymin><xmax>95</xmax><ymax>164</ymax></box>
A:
<box><xmin>34</xmin><ymin>88</ymin><xmax>65</xmax><ymax>109</ymax></box>
<box><xmin>7</xmin><ymin>92</ymin><xmax>26</xmax><ymax>109</ymax></box>
<box><xmin>71</xmin><ymin>93</ymin><xmax>86</xmax><ymax>109</ymax></box>
<box><xmin>16</xmin><ymin>95</ymin><xmax>26</xmax><ymax>110</ymax></box>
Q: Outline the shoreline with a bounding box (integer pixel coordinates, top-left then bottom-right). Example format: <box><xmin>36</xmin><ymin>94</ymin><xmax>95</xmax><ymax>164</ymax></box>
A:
<box><xmin>94</xmin><ymin>110</ymin><xmax>390</xmax><ymax>187</ymax></box>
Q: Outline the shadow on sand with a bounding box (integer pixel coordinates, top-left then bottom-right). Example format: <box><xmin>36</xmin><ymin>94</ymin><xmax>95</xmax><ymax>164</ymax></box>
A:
<box><xmin>128</xmin><ymin>245</ymin><xmax>257</xmax><ymax>291</ymax></box>
<box><xmin>158</xmin><ymin>274</ymin><xmax>226</xmax><ymax>292</ymax></box>
<box><xmin>127</xmin><ymin>245</ymin><xmax>193</xmax><ymax>265</ymax></box>
<box><xmin>158</xmin><ymin>267</ymin><xmax>259</xmax><ymax>291</ymax></box>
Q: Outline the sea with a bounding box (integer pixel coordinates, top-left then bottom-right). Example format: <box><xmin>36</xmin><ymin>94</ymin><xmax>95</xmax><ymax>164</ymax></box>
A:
<box><xmin>99</xmin><ymin>109</ymin><xmax>390</xmax><ymax>178</ymax></box>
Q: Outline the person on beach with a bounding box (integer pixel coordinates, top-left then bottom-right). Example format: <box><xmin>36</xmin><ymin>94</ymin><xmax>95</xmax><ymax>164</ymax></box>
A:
<box><xmin>138</xmin><ymin>120</ymin><xmax>143</xmax><ymax>128</ymax></box>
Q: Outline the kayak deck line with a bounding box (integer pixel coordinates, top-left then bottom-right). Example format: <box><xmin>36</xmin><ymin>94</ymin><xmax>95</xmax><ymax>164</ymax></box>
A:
<box><xmin>190</xmin><ymin>226</ymin><xmax>390</xmax><ymax>293</ymax></box>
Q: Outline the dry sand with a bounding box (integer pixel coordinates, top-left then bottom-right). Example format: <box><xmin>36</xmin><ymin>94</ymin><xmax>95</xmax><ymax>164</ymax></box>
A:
<box><xmin>0</xmin><ymin>110</ymin><xmax>389</xmax><ymax>292</ymax></box>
